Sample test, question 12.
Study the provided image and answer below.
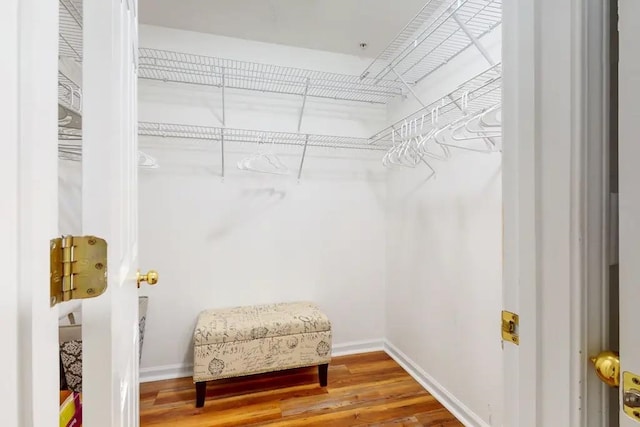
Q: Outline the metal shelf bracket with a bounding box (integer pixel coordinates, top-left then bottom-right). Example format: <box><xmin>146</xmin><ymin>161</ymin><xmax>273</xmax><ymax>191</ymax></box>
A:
<box><xmin>221</xmin><ymin>67</ymin><xmax>226</xmax><ymax>127</ymax></box>
<box><xmin>297</xmin><ymin>134</ymin><xmax>310</xmax><ymax>182</ymax></box>
<box><xmin>298</xmin><ymin>78</ymin><xmax>310</xmax><ymax>132</ymax></box>
<box><xmin>220</xmin><ymin>128</ymin><xmax>225</xmax><ymax>180</ymax></box>
<box><xmin>388</xmin><ymin>66</ymin><xmax>427</xmax><ymax>108</ymax></box>
<box><xmin>452</xmin><ymin>12</ymin><xmax>496</xmax><ymax>67</ymax></box>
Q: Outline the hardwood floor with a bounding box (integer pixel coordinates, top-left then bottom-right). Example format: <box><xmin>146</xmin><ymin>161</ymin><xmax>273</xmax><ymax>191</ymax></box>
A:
<box><xmin>140</xmin><ymin>351</ymin><xmax>463</xmax><ymax>426</ymax></box>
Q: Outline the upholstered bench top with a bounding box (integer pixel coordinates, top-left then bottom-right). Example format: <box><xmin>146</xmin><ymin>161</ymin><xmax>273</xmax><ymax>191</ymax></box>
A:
<box><xmin>194</xmin><ymin>301</ymin><xmax>331</xmax><ymax>346</ymax></box>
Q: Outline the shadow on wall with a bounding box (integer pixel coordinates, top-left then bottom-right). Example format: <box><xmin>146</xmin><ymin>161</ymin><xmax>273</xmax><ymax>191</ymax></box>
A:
<box><xmin>206</xmin><ymin>187</ymin><xmax>287</xmax><ymax>240</ymax></box>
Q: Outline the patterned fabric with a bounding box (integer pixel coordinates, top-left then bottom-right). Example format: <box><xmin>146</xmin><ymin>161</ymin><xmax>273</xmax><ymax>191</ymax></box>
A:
<box><xmin>59</xmin><ymin>296</ymin><xmax>149</xmax><ymax>392</ymax></box>
<box><xmin>194</xmin><ymin>301</ymin><xmax>331</xmax><ymax>345</ymax></box>
<box><xmin>60</xmin><ymin>340</ymin><xmax>83</xmax><ymax>392</ymax></box>
<box><xmin>193</xmin><ymin>302</ymin><xmax>332</xmax><ymax>383</ymax></box>
<box><xmin>139</xmin><ymin>296</ymin><xmax>149</xmax><ymax>363</ymax></box>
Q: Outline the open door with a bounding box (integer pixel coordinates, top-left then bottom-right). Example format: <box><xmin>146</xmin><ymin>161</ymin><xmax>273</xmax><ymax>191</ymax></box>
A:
<box><xmin>617</xmin><ymin>1</ymin><xmax>640</xmax><ymax>424</ymax></box>
<box><xmin>81</xmin><ymin>1</ymin><xmax>146</xmax><ymax>426</ymax></box>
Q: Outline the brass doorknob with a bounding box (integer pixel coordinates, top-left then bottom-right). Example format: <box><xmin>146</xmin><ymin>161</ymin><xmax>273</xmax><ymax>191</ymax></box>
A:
<box><xmin>137</xmin><ymin>270</ymin><xmax>159</xmax><ymax>288</ymax></box>
<box><xmin>590</xmin><ymin>350</ymin><xmax>620</xmax><ymax>387</ymax></box>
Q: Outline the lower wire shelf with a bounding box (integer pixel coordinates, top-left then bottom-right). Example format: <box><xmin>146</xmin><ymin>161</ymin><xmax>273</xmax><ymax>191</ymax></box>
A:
<box><xmin>138</xmin><ymin>122</ymin><xmax>389</xmax><ymax>152</ymax></box>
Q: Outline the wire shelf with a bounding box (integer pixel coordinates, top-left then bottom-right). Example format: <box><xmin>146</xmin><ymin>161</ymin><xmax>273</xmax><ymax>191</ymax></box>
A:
<box><xmin>361</xmin><ymin>0</ymin><xmax>501</xmax><ymax>84</ymax></box>
<box><xmin>59</xmin><ymin>0</ymin><xmax>82</xmax><ymax>61</ymax></box>
<box><xmin>137</xmin><ymin>64</ymin><xmax>501</xmax><ymax>153</ymax></box>
<box><xmin>368</xmin><ymin>63</ymin><xmax>502</xmax><ymax>145</ymax></box>
<box><xmin>138</xmin><ymin>122</ymin><xmax>389</xmax><ymax>152</ymax></box>
<box><xmin>137</xmin><ymin>48</ymin><xmax>405</xmax><ymax>104</ymax></box>
<box><xmin>58</xmin><ymin>71</ymin><xmax>81</xmax><ymax>112</ymax></box>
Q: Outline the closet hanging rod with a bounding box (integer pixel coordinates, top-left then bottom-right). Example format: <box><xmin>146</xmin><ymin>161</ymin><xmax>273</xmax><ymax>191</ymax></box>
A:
<box><xmin>360</xmin><ymin>0</ymin><xmax>501</xmax><ymax>85</ymax></box>
<box><xmin>138</xmin><ymin>122</ymin><xmax>390</xmax><ymax>152</ymax></box>
<box><xmin>368</xmin><ymin>63</ymin><xmax>502</xmax><ymax>146</ymax></box>
<box><xmin>137</xmin><ymin>48</ymin><xmax>405</xmax><ymax>104</ymax></box>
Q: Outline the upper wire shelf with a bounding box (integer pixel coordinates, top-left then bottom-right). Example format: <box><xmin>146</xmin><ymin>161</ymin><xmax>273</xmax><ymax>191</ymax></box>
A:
<box><xmin>360</xmin><ymin>0</ymin><xmax>501</xmax><ymax>85</ymax></box>
<box><xmin>137</xmin><ymin>48</ymin><xmax>405</xmax><ymax>104</ymax></box>
<box><xmin>368</xmin><ymin>63</ymin><xmax>502</xmax><ymax>146</ymax></box>
<box><xmin>59</xmin><ymin>0</ymin><xmax>82</xmax><ymax>61</ymax></box>
<box><xmin>139</xmin><ymin>122</ymin><xmax>388</xmax><ymax>152</ymax></box>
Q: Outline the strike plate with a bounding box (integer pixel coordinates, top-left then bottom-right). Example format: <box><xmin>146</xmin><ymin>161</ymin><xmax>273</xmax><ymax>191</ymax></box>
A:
<box><xmin>624</xmin><ymin>372</ymin><xmax>640</xmax><ymax>422</ymax></box>
<box><xmin>501</xmin><ymin>310</ymin><xmax>519</xmax><ymax>345</ymax></box>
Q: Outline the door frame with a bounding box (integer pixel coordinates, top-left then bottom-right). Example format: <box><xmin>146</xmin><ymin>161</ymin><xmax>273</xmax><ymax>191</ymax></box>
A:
<box><xmin>0</xmin><ymin>1</ymin><xmax>20</xmax><ymax>425</ymax></box>
<box><xmin>0</xmin><ymin>0</ymin><xmax>60</xmax><ymax>425</ymax></box>
<box><xmin>502</xmin><ymin>0</ymin><xmax>611</xmax><ymax>425</ymax></box>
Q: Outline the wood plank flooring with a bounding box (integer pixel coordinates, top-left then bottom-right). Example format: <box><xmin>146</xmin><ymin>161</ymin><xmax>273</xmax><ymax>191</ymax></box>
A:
<box><xmin>140</xmin><ymin>351</ymin><xmax>463</xmax><ymax>426</ymax></box>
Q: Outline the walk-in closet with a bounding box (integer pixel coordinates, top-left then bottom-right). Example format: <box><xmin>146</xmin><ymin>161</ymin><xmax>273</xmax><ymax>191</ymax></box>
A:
<box><xmin>57</xmin><ymin>0</ymin><xmax>504</xmax><ymax>424</ymax></box>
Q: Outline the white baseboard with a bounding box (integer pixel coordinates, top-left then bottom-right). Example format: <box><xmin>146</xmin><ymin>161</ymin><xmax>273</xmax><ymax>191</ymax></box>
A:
<box><xmin>383</xmin><ymin>340</ymin><xmax>489</xmax><ymax>427</ymax></box>
<box><xmin>140</xmin><ymin>363</ymin><xmax>193</xmax><ymax>383</ymax></box>
<box><xmin>332</xmin><ymin>339</ymin><xmax>385</xmax><ymax>357</ymax></box>
<box><xmin>139</xmin><ymin>339</ymin><xmax>384</xmax><ymax>383</ymax></box>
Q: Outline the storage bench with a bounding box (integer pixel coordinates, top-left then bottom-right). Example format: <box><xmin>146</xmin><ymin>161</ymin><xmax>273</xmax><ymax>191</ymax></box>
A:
<box><xmin>192</xmin><ymin>301</ymin><xmax>332</xmax><ymax>407</ymax></box>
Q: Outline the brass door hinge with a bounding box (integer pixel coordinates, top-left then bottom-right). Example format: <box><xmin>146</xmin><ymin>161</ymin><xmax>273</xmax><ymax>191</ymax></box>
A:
<box><xmin>50</xmin><ymin>235</ymin><xmax>108</xmax><ymax>307</ymax></box>
<box><xmin>501</xmin><ymin>310</ymin><xmax>519</xmax><ymax>345</ymax></box>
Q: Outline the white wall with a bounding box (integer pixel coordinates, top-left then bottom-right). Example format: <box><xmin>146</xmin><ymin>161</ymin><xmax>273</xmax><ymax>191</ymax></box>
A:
<box><xmin>384</xmin><ymin>27</ymin><xmax>503</xmax><ymax>427</ymax></box>
<box><xmin>136</xmin><ymin>26</ymin><xmax>388</xmax><ymax>378</ymax></box>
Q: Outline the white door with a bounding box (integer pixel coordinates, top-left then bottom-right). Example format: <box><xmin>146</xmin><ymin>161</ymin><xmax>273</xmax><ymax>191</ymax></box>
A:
<box><xmin>81</xmin><ymin>0</ymin><xmax>142</xmax><ymax>426</ymax></box>
<box><xmin>617</xmin><ymin>1</ymin><xmax>640</xmax><ymax>425</ymax></box>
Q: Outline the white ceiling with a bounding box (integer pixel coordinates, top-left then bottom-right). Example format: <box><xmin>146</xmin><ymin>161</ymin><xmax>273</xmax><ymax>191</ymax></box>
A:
<box><xmin>138</xmin><ymin>0</ymin><xmax>428</xmax><ymax>58</ymax></box>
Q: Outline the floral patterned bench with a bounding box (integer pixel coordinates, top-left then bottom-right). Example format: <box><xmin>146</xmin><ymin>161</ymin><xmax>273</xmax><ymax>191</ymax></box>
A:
<box><xmin>192</xmin><ymin>301</ymin><xmax>332</xmax><ymax>407</ymax></box>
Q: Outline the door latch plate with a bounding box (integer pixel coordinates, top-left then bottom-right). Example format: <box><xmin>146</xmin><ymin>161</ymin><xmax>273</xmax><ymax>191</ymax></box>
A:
<box><xmin>501</xmin><ymin>310</ymin><xmax>519</xmax><ymax>345</ymax></box>
<box><xmin>623</xmin><ymin>371</ymin><xmax>640</xmax><ymax>422</ymax></box>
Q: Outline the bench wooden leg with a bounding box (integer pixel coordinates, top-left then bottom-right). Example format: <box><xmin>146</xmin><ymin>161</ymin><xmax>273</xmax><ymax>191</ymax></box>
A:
<box><xmin>195</xmin><ymin>381</ymin><xmax>206</xmax><ymax>408</ymax></box>
<box><xmin>318</xmin><ymin>363</ymin><xmax>329</xmax><ymax>387</ymax></box>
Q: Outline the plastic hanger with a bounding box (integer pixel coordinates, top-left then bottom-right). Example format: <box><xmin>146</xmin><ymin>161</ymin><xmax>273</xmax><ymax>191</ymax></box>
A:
<box><xmin>397</xmin><ymin>120</ymin><xmax>421</xmax><ymax>167</ymax></box>
<box><xmin>383</xmin><ymin>126</ymin><xmax>417</xmax><ymax>168</ymax></box>
<box><xmin>479</xmin><ymin>105</ymin><xmax>501</xmax><ymax>128</ymax></box>
<box><xmin>382</xmin><ymin>130</ymin><xmax>407</xmax><ymax>168</ymax></box>
<box><xmin>382</xmin><ymin>120</ymin><xmax>437</xmax><ymax>178</ymax></box>
<box><xmin>237</xmin><ymin>134</ymin><xmax>290</xmax><ymax>175</ymax></box>
<box><xmin>464</xmin><ymin>104</ymin><xmax>501</xmax><ymax>134</ymax></box>
<box><xmin>416</xmin><ymin>106</ymin><xmax>451</xmax><ymax>161</ymax></box>
<box><xmin>431</xmin><ymin>93</ymin><xmax>499</xmax><ymax>153</ymax></box>
<box><xmin>435</xmin><ymin>118</ymin><xmax>497</xmax><ymax>153</ymax></box>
